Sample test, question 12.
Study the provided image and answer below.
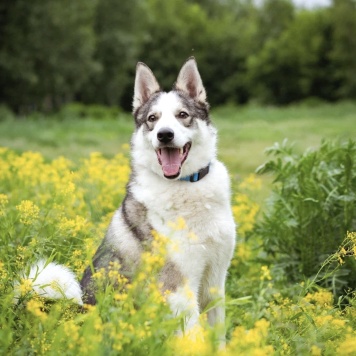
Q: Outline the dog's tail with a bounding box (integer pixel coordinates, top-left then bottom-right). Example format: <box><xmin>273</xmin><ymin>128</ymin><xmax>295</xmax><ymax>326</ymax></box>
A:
<box><xmin>15</xmin><ymin>259</ymin><xmax>83</xmax><ymax>305</ymax></box>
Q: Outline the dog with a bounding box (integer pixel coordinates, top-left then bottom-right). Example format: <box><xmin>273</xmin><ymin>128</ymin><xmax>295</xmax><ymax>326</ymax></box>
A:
<box><xmin>20</xmin><ymin>57</ymin><xmax>236</xmax><ymax>334</ymax></box>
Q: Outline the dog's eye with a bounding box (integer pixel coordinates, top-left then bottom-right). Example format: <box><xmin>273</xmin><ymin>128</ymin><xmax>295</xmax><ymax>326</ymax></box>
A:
<box><xmin>147</xmin><ymin>114</ymin><xmax>157</xmax><ymax>122</ymax></box>
<box><xmin>178</xmin><ymin>111</ymin><xmax>189</xmax><ymax>119</ymax></box>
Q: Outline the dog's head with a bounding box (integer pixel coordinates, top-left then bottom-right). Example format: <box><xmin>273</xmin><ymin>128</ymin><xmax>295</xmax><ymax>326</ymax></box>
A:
<box><xmin>132</xmin><ymin>57</ymin><xmax>217</xmax><ymax>180</ymax></box>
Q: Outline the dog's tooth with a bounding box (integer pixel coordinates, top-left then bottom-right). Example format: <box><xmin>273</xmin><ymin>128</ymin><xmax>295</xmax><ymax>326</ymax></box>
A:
<box><xmin>180</xmin><ymin>148</ymin><xmax>183</xmax><ymax>155</ymax></box>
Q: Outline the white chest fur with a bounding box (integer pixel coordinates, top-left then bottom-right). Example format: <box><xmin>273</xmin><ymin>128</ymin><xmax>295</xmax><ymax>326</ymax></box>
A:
<box><xmin>132</xmin><ymin>160</ymin><xmax>236</xmax><ymax>257</ymax></box>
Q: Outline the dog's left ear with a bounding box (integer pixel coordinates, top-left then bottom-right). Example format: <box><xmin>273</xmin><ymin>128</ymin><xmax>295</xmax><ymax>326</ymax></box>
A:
<box><xmin>175</xmin><ymin>57</ymin><xmax>207</xmax><ymax>102</ymax></box>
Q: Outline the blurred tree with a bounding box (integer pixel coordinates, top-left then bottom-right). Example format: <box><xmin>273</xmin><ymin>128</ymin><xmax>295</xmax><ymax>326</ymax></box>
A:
<box><xmin>0</xmin><ymin>0</ymin><xmax>355</xmax><ymax>112</ymax></box>
<box><xmin>0</xmin><ymin>0</ymin><xmax>98</xmax><ymax>112</ymax></box>
<box><xmin>256</xmin><ymin>0</ymin><xmax>295</xmax><ymax>45</ymax></box>
<box><xmin>329</xmin><ymin>0</ymin><xmax>356</xmax><ymax>99</ymax></box>
<box><xmin>199</xmin><ymin>0</ymin><xmax>259</xmax><ymax>105</ymax></box>
<box><xmin>80</xmin><ymin>0</ymin><xmax>143</xmax><ymax>108</ymax></box>
<box><xmin>247</xmin><ymin>9</ymin><xmax>334</xmax><ymax>104</ymax></box>
<box><xmin>138</xmin><ymin>0</ymin><xmax>259</xmax><ymax>106</ymax></box>
<box><xmin>136</xmin><ymin>0</ymin><xmax>209</xmax><ymax>91</ymax></box>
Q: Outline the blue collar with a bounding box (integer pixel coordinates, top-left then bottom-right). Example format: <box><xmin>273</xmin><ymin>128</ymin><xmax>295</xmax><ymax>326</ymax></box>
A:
<box><xmin>179</xmin><ymin>164</ymin><xmax>210</xmax><ymax>182</ymax></box>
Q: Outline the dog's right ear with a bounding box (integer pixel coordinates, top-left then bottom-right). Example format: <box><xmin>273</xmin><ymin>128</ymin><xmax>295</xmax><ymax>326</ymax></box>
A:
<box><xmin>133</xmin><ymin>63</ymin><xmax>160</xmax><ymax>112</ymax></box>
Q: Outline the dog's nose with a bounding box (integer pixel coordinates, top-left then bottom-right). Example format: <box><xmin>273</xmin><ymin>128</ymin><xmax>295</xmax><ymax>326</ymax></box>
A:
<box><xmin>157</xmin><ymin>128</ymin><xmax>174</xmax><ymax>144</ymax></box>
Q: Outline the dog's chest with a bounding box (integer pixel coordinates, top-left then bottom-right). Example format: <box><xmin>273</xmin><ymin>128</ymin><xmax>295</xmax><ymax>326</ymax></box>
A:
<box><xmin>132</xmin><ymin>171</ymin><xmax>233</xmax><ymax>246</ymax></box>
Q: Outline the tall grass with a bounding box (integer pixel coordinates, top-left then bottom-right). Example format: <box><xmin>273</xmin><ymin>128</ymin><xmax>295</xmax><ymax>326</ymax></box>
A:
<box><xmin>1</xmin><ymin>102</ymin><xmax>355</xmax><ymax>176</ymax></box>
<box><xmin>0</xmin><ymin>103</ymin><xmax>356</xmax><ymax>354</ymax></box>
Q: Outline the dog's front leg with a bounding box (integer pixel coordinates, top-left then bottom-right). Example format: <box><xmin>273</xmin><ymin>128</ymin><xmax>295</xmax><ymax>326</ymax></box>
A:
<box><xmin>166</xmin><ymin>285</ymin><xmax>200</xmax><ymax>333</ymax></box>
<box><xmin>199</xmin><ymin>264</ymin><xmax>230</xmax><ymax>346</ymax></box>
<box><xmin>159</xmin><ymin>261</ymin><xmax>201</xmax><ymax>333</ymax></box>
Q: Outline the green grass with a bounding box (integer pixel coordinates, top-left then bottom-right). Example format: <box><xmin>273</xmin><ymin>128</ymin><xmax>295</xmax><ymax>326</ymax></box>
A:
<box><xmin>1</xmin><ymin>103</ymin><xmax>356</xmax><ymax>355</ymax></box>
<box><xmin>213</xmin><ymin>102</ymin><xmax>356</xmax><ymax>176</ymax></box>
<box><xmin>1</xmin><ymin>102</ymin><xmax>355</xmax><ymax>178</ymax></box>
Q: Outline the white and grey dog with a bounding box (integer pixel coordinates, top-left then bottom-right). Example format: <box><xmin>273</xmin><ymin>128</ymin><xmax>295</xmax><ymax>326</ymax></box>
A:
<box><xmin>22</xmin><ymin>57</ymin><xmax>236</xmax><ymax>333</ymax></box>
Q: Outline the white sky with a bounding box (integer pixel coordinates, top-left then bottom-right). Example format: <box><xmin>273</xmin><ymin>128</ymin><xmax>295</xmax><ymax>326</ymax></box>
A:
<box><xmin>292</xmin><ymin>0</ymin><xmax>332</xmax><ymax>8</ymax></box>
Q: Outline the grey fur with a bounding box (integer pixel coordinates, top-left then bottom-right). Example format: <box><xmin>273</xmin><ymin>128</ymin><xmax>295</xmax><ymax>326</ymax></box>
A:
<box><xmin>159</xmin><ymin>260</ymin><xmax>185</xmax><ymax>293</ymax></box>
<box><xmin>80</xmin><ymin>187</ymin><xmax>185</xmax><ymax>304</ymax></box>
<box><xmin>80</xmin><ymin>240</ymin><xmax>124</xmax><ymax>305</ymax></box>
<box><xmin>134</xmin><ymin>92</ymin><xmax>162</xmax><ymax>129</ymax></box>
<box><xmin>173</xmin><ymin>90</ymin><xmax>210</xmax><ymax>124</ymax></box>
<box><xmin>121</xmin><ymin>190</ymin><xmax>152</xmax><ymax>242</ymax></box>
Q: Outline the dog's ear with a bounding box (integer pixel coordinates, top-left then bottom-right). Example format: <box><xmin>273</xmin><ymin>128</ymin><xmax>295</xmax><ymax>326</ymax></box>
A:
<box><xmin>133</xmin><ymin>63</ymin><xmax>160</xmax><ymax>112</ymax></box>
<box><xmin>175</xmin><ymin>57</ymin><xmax>207</xmax><ymax>102</ymax></box>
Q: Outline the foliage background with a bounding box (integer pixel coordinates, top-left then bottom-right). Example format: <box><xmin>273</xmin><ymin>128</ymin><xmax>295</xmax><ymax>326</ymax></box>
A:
<box><xmin>1</xmin><ymin>0</ymin><xmax>356</xmax><ymax>113</ymax></box>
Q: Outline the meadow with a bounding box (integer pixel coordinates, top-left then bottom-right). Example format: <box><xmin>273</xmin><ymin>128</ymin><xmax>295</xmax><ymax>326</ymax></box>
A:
<box><xmin>0</xmin><ymin>102</ymin><xmax>356</xmax><ymax>355</ymax></box>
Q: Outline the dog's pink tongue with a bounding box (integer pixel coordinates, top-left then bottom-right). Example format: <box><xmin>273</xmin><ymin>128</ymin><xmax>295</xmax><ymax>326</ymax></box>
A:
<box><xmin>160</xmin><ymin>148</ymin><xmax>181</xmax><ymax>177</ymax></box>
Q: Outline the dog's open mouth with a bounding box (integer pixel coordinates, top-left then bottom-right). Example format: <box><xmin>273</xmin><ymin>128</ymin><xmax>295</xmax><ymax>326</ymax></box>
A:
<box><xmin>156</xmin><ymin>142</ymin><xmax>191</xmax><ymax>179</ymax></box>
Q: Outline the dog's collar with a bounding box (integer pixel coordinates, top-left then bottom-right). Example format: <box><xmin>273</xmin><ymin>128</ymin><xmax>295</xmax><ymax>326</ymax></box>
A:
<box><xmin>179</xmin><ymin>164</ymin><xmax>210</xmax><ymax>183</ymax></box>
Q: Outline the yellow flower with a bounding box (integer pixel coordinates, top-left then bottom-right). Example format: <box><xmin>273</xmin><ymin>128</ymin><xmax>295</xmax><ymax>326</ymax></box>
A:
<box><xmin>315</xmin><ymin>315</ymin><xmax>333</xmax><ymax>327</ymax></box>
<box><xmin>331</xmin><ymin>318</ymin><xmax>346</xmax><ymax>328</ymax></box>
<box><xmin>16</xmin><ymin>200</ymin><xmax>40</xmax><ymax>225</ymax></box>
<box><xmin>92</xmin><ymin>268</ymin><xmax>105</xmax><ymax>281</ymax></box>
<box><xmin>304</xmin><ymin>290</ymin><xmax>333</xmax><ymax>307</ymax></box>
<box><xmin>63</xmin><ymin>320</ymin><xmax>80</xmax><ymax>349</ymax></box>
<box><xmin>238</xmin><ymin>174</ymin><xmax>262</xmax><ymax>191</ymax></box>
<box><xmin>58</xmin><ymin>215</ymin><xmax>87</xmax><ymax>237</ymax></box>
<box><xmin>260</xmin><ymin>266</ymin><xmax>272</xmax><ymax>281</ymax></box>
<box><xmin>170</xmin><ymin>325</ymin><xmax>210</xmax><ymax>356</ymax></box>
<box><xmin>26</xmin><ymin>298</ymin><xmax>47</xmax><ymax>321</ymax></box>
<box><xmin>227</xmin><ymin>319</ymin><xmax>273</xmax><ymax>355</ymax></box>
<box><xmin>18</xmin><ymin>278</ymin><xmax>33</xmax><ymax>295</ymax></box>
<box><xmin>233</xmin><ymin>193</ymin><xmax>259</xmax><ymax>237</ymax></box>
<box><xmin>311</xmin><ymin>345</ymin><xmax>322</xmax><ymax>356</ymax></box>
<box><xmin>337</xmin><ymin>334</ymin><xmax>356</xmax><ymax>355</ymax></box>
<box><xmin>0</xmin><ymin>193</ymin><xmax>8</xmax><ymax>217</ymax></box>
<box><xmin>236</xmin><ymin>242</ymin><xmax>252</xmax><ymax>261</ymax></box>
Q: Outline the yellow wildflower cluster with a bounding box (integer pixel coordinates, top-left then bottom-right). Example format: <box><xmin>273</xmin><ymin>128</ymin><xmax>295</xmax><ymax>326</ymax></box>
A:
<box><xmin>338</xmin><ymin>334</ymin><xmax>356</xmax><ymax>355</ymax></box>
<box><xmin>16</xmin><ymin>200</ymin><xmax>40</xmax><ymax>225</ymax></box>
<box><xmin>11</xmin><ymin>151</ymin><xmax>45</xmax><ymax>186</ymax></box>
<box><xmin>79</xmin><ymin>152</ymin><xmax>130</xmax><ymax>213</ymax></box>
<box><xmin>2</xmin><ymin>146</ymin><xmax>356</xmax><ymax>355</ymax></box>
<box><xmin>0</xmin><ymin>261</ymin><xmax>7</xmax><ymax>283</ymax></box>
<box><xmin>225</xmin><ymin>319</ymin><xmax>273</xmax><ymax>355</ymax></box>
<box><xmin>108</xmin><ymin>261</ymin><xmax>128</xmax><ymax>287</ymax></box>
<box><xmin>232</xmin><ymin>194</ymin><xmax>259</xmax><ymax>237</ymax></box>
<box><xmin>63</xmin><ymin>320</ymin><xmax>81</xmax><ymax>350</ymax></box>
<box><xmin>260</xmin><ymin>265</ymin><xmax>272</xmax><ymax>281</ymax></box>
<box><xmin>170</xmin><ymin>326</ymin><xmax>211</xmax><ymax>356</ymax></box>
<box><xmin>303</xmin><ymin>289</ymin><xmax>334</xmax><ymax>307</ymax></box>
<box><xmin>0</xmin><ymin>193</ymin><xmax>8</xmax><ymax>217</ymax></box>
<box><xmin>337</xmin><ymin>231</ymin><xmax>356</xmax><ymax>264</ymax></box>
<box><xmin>230</xmin><ymin>174</ymin><xmax>261</xmax><ymax>270</ymax></box>
<box><xmin>238</xmin><ymin>173</ymin><xmax>262</xmax><ymax>191</ymax></box>
<box><xmin>26</xmin><ymin>297</ymin><xmax>47</xmax><ymax>321</ymax></box>
<box><xmin>58</xmin><ymin>215</ymin><xmax>87</xmax><ymax>237</ymax></box>
<box><xmin>265</xmin><ymin>289</ymin><xmax>356</xmax><ymax>355</ymax></box>
<box><xmin>0</xmin><ymin>147</ymin><xmax>129</xmax><ymax>276</ymax></box>
<box><xmin>18</xmin><ymin>278</ymin><xmax>33</xmax><ymax>296</ymax></box>
<box><xmin>233</xmin><ymin>174</ymin><xmax>261</xmax><ymax>237</ymax></box>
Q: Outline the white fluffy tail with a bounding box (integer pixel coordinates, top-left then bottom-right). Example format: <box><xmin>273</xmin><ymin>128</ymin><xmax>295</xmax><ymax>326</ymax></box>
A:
<box><xmin>15</xmin><ymin>260</ymin><xmax>83</xmax><ymax>305</ymax></box>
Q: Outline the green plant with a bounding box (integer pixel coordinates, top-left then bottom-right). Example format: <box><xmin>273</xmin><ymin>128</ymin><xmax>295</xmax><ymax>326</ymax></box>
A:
<box><xmin>256</xmin><ymin>139</ymin><xmax>356</xmax><ymax>293</ymax></box>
